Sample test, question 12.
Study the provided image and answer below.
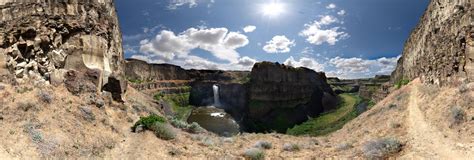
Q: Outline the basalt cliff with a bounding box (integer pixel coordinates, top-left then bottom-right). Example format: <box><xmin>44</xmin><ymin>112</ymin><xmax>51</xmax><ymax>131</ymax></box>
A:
<box><xmin>245</xmin><ymin>62</ymin><xmax>337</xmax><ymax>132</ymax></box>
<box><xmin>392</xmin><ymin>0</ymin><xmax>473</xmax><ymax>86</ymax></box>
<box><xmin>0</xmin><ymin>0</ymin><xmax>126</xmax><ymax>99</ymax></box>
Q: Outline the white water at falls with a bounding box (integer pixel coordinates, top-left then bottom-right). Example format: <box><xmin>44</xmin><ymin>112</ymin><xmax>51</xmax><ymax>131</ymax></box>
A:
<box><xmin>213</xmin><ymin>84</ymin><xmax>221</xmax><ymax>107</ymax></box>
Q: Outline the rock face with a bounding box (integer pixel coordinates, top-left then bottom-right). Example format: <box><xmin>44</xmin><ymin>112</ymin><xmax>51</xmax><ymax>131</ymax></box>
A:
<box><xmin>392</xmin><ymin>0</ymin><xmax>473</xmax><ymax>86</ymax></box>
<box><xmin>125</xmin><ymin>59</ymin><xmax>250</xmax><ymax>97</ymax></box>
<box><xmin>245</xmin><ymin>62</ymin><xmax>337</xmax><ymax>132</ymax></box>
<box><xmin>125</xmin><ymin>59</ymin><xmax>190</xmax><ymax>81</ymax></box>
<box><xmin>0</xmin><ymin>0</ymin><xmax>125</xmax><ymax>98</ymax></box>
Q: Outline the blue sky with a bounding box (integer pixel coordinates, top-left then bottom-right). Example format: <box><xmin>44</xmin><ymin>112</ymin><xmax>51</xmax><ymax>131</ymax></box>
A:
<box><xmin>116</xmin><ymin>0</ymin><xmax>429</xmax><ymax>79</ymax></box>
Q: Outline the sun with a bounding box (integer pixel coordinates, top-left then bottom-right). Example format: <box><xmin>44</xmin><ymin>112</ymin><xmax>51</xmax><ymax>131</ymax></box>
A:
<box><xmin>261</xmin><ymin>2</ymin><xmax>285</xmax><ymax>18</ymax></box>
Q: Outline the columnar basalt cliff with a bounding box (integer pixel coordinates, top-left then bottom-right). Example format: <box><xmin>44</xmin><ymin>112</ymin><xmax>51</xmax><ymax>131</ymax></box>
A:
<box><xmin>125</xmin><ymin>59</ymin><xmax>190</xmax><ymax>82</ymax></box>
<box><xmin>245</xmin><ymin>62</ymin><xmax>337</xmax><ymax>132</ymax></box>
<box><xmin>392</xmin><ymin>0</ymin><xmax>473</xmax><ymax>86</ymax></box>
<box><xmin>0</xmin><ymin>0</ymin><xmax>125</xmax><ymax>98</ymax></box>
<box><xmin>125</xmin><ymin>58</ymin><xmax>250</xmax><ymax>96</ymax></box>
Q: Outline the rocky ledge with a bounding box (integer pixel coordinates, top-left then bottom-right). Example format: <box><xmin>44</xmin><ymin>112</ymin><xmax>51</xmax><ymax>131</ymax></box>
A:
<box><xmin>0</xmin><ymin>0</ymin><xmax>126</xmax><ymax>100</ymax></box>
<box><xmin>244</xmin><ymin>62</ymin><xmax>338</xmax><ymax>132</ymax></box>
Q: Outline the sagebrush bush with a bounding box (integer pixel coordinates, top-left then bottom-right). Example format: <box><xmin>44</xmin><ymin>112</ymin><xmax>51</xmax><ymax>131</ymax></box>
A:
<box><xmin>132</xmin><ymin>114</ymin><xmax>167</xmax><ymax>131</ymax></box>
<box><xmin>37</xmin><ymin>90</ymin><xmax>53</xmax><ymax>104</ymax></box>
<box><xmin>450</xmin><ymin>107</ymin><xmax>465</xmax><ymax>126</ymax></box>
<box><xmin>168</xmin><ymin>116</ymin><xmax>204</xmax><ymax>134</ymax></box>
<box><xmin>151</xmin><ymin>122</ymin><xmax>176</xmax><ymax>140</ymax></box>
<box><xmin>187</xmin><ymin>122</ymin><xmax>204</xmax><ymax>134</ymax></box>
<box><xmin>458</xmin><ymin>84</ymin><xmax>469</xmax><ymax>93</ymax></box>
<box><xmin>335</xmin><ymin>143</ymin><xmax>353</xmax><ymax>151</ymax></box>
<box><xmin>282</xmin><ymin>143</ymin><xmax>300</xmax><ymax>152</ymax></box>
<box><xmin>201</xmin><ymin>137</ymin><xmax>215</xmax><ymax>146</ymax></box>
<box><xmin>243</xmin><ymin>148</ymin><xmax>265</xmax><ymax>160</ymax></box>
<box><xmin>169</xmin><ymin>117</ymin><xmax>189</xmax><ymax>129</ymax></box>
<box><xmin>222</xmin><ymin>137</ymin><xmax>234</xmax><ymax>143</ymax></box>
<box><xmin>253</xmin><ymin>140</ymin><xmax>272</xmax><ymax>149</ymax></box>
<box><xmin>18</xmin><ymin>102</ymin><xmax>36</xmax><ymax>112</ymax></box>
<box><xmin>362</xmin><ymin>138</ymin><xmax>402</xmax><ymax>159</ymax></box>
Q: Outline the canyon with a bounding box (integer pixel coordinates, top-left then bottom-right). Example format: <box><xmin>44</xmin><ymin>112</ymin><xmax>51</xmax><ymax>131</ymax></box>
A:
<box><xmin>0</xmin><ymin>0</ymin><xmax>472</xmax><ymax>159</ymax></box>
<box><xmin>125</xmin><ymin>59</ymin><xmax>347</xmax><ymax>133</ymax></box>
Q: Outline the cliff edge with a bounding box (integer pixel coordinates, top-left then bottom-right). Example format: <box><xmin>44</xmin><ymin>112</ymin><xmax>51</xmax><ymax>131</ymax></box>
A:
<box><xmin>392</xmin><ymin>0</ymin><xmax>473</xmax><ymax>86</ymax></box>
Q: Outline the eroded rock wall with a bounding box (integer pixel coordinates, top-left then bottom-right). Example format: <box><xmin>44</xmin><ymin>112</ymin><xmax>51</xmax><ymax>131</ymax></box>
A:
<box><xmin>392</xmin><ymin>0</ymin><xmax>473</xmax><ymax>86</ymax></box>
<box><xmin>0</xmin><ymin>0</ymin><xmax>124</xmax><ymax>96</ymax></box>
<box><xmin>245</xmin><ymin>62</ymin><xmax>337</xmax><ymax>132</ymax></box>
<box><xmin>125</xmin><ymin>59</ymin><xmax>190</xmax><ymax>82</ymax></box>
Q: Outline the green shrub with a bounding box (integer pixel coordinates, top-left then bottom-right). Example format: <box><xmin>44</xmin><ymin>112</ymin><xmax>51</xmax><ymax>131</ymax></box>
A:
<box><xmin>132</xmin><ymin>114</ymin><xmax>167</xmax><ymax>131</ymax></box>
<box><xmin>151</xmin><ymin>122</ymin><xmax>176</xmax><ymax>140</ymax></box>
<box><xmin>243</xmin><ymin>148</ymin><xmax>265</xmax><ymax>160</ymax></box>
<box><xmin>363</xmin><ymin>138</ymin><xmax>402</xmax><ymax>159</ymax></box>
<box><xmin>127</xmin><ymin>77</ymin><xmax>144</xmax><ymax>84</ymax></box>
<box><xmin>155</xmin><ymin>93</ymin><xmax>193</xmax><ymax>120</ymax></box>
<box><xmin>253</xmin><ymin>141</ymin><xmax>272</xmax><ymax>149</ymax></box>
<box><xmin>395</xmin><ymin>79</ymin><xmax>410</xmax><ymax>89</ymax></box>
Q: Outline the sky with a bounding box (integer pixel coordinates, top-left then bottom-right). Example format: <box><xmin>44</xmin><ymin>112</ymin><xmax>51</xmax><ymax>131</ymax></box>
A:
<box><xmin>116</xmin><ymin>0</ymin><xmax>429</xmax><ymax>79</ymax></box>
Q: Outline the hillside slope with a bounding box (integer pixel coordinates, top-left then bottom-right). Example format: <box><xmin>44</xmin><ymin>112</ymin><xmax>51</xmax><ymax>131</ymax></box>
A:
<box><xmin>1</xmin><ymin>78</ymin><xmax>472</xmax><ymax>159</ymax></box>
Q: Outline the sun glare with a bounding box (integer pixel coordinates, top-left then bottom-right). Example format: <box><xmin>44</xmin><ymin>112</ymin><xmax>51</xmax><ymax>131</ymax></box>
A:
<box><xmin>261</xmin><ymin>2</ymin><xmax>285</xmax><ymax>18</ymax></box>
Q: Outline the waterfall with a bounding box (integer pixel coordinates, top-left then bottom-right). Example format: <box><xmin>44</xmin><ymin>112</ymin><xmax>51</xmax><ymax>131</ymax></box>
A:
<box><xmin>213</xmin><ymin>84</ymin><xmax>221</xmax><ymax>107</ymax></box>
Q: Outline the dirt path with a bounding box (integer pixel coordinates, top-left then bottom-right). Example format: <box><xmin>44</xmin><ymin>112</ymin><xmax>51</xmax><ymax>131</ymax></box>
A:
<box><xmin>405</xmin><ymin>85</ymin><xmax>472</xmax><ymax>159</ymax></box>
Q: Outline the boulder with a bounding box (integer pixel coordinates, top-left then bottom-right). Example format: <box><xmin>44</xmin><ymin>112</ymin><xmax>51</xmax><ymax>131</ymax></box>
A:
<box><xmin>0</xmin><ymin>51</ymin><xmax>8</xmax><ymax>76</ymax></box>
<box><xmin>50</xmin><ymin>69</ymin><xmax>67</xmax><ymax>86</ymax></box>
<box><xmin>64</xmin><ymin>69</ymin><xmax>101</xmax><ymax>95</ymax></box>
<box><xmin>102</xmin><ymin>76</ymin><xmax>127</xmax><ymax>102</ymax></box>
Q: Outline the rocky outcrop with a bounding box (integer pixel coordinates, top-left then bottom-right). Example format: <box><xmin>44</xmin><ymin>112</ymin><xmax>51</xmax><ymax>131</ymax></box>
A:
<box><xmin>392</xmin><ymin>0</ymin><xmax>473</xmax><ymax>86</ymax></box>
<box><xmin>125</xmin><ymin>59</ymin><xmax>250</xmax><ymax>96</ymax></box>
<box><xmin>245</xmin><ymin>62</ymin><xmax>337</xmax><ymax>132</ymax></box>
<box><xmin>125</xmin><ymin>59</ymin><xmax>190</xmax><ymax>81</ymax></box>
<box><xmin>0</xmin><ymin>0</ymin><xmax>125</xmax><ymax>98</ymax></box>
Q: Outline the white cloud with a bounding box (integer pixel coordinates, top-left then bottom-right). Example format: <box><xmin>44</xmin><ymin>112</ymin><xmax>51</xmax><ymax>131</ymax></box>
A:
<box><xmin>237</xmin><ymin>56</ymin><xmax>257</xmax><ymax>67</ymax></box>
<box><xmin>168</xmin><ymin>0</ymin><xmax>216</xmax><ymax>10</ymax></box>
<box><xmin>284</xmin><ymin>56</ymin><xmax>324</xmax><ymax>71</ymax></box>
<box><xmin>330</xmin><ymin>57</ymin><xmax>372</xmax><ymax>72</ymax></box>
<box><xmin>301</xmin><ymin>47</ymin><xmax>314</xmax><ymax>56</ymax></box>
<box><xmin>243</xmin><ymin>25</ymin><xmax>257</xmax><ymax>33</ymax></box>
<box><xmin>131</xmin><ymin>54</ymin><xmax>258</xmax><ymax>71</ymax></box>
<box><xmin>337</xmin><ymin>10</ymin><xmax>346</xmax><ymax>16</ymax></box>
<box><xmin>183</xmin><ymin>55</ymin><xmax>219</xmax><ymax>70</ymax></box>
<box><xmin>318</xmin><ymin>15</ymin><xmax>338</xmax><ymax>25</ymax></box>
<box><xmin>326</xmin><ymin>3</ymin><xmax>336</xmax><ymax>9</ymax></box>
<box><xmin>130</xmin><ymin>54</ymin><xmax>166</xmax><ymax>64</ymax></box>
<box><xmin>139</xmin><ymin>27</ymin><xmax>249</xmax><ymax>63</ymax></box>
<box><xmin>223</xmin><ymin>32</ymin><xmax>250</xmax><ymax>49</ymax></box>
<box><xmin>327</xmin><ymin>56</ymin><xmax>400</xmax><ymax>79</ymax></box>
<box><xmin>300</xmin><ymin>15</ymin><xmax>349</xmax><ymax>45</ymax></box>
<box><xmin>168</xmin><ymin>0</ymin><xmax>198</xmax><ymax>9</ymax></box>
<box><xmin>263</xmin><ymin>35</ymin><xmax>296</xmax><ymax>53</ymax></box>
